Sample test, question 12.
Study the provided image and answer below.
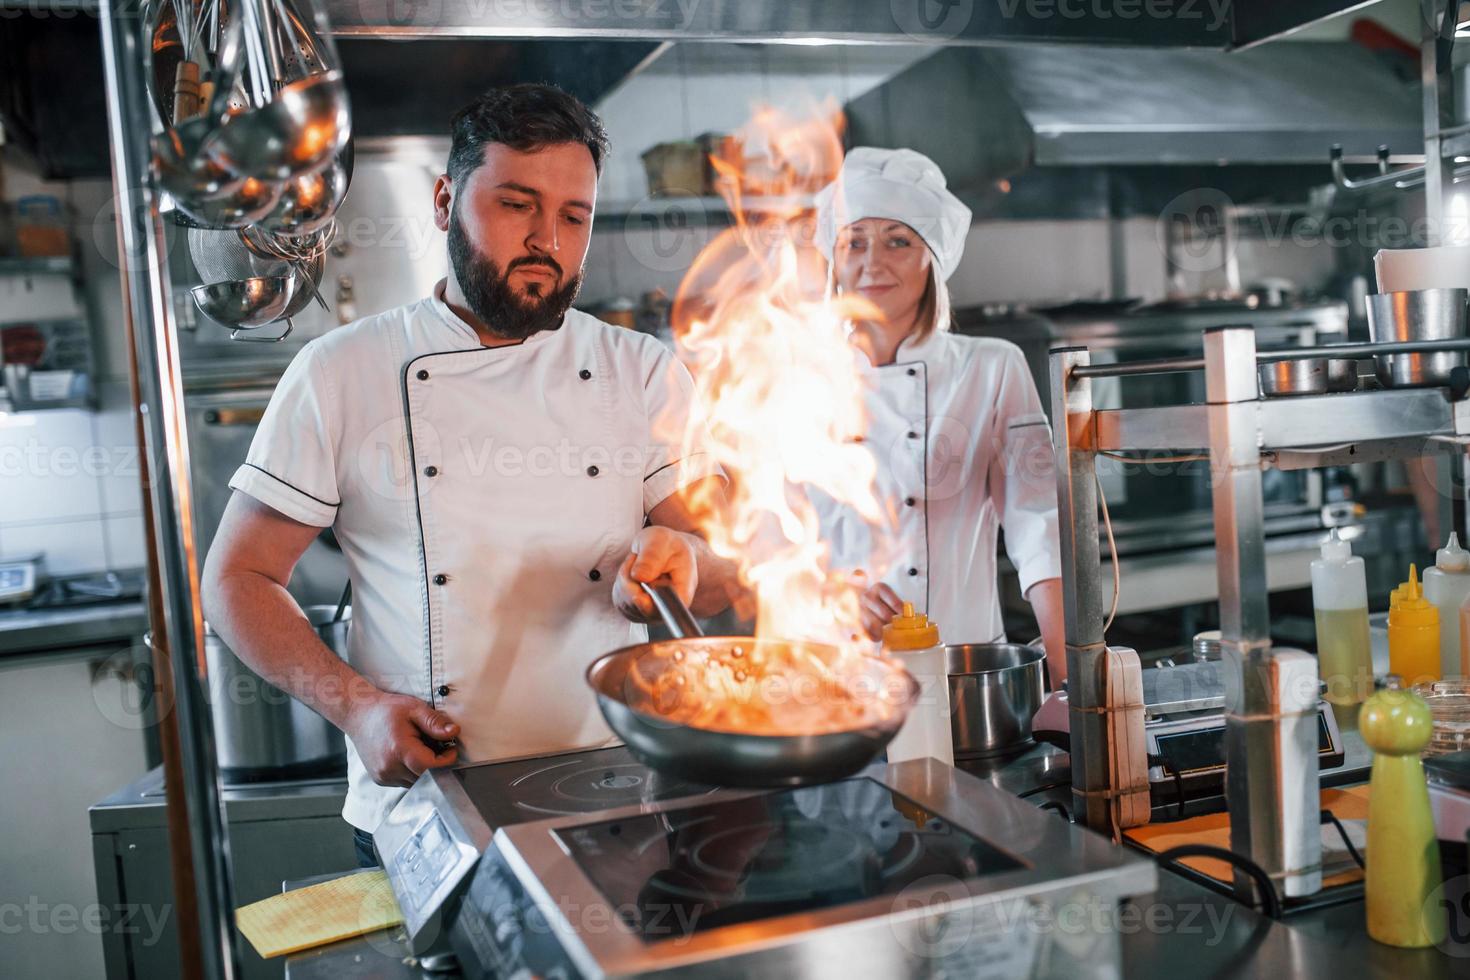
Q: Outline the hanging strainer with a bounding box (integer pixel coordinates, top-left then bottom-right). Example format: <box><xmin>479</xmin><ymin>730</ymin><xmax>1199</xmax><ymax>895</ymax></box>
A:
<box><xmin>188</xmin><ymin>226</ymin><xmax>291</xmax><ymax>283</ymax></box>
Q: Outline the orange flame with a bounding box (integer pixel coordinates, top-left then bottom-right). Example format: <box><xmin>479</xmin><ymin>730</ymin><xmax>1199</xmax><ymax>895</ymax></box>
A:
<box><xmin>665</xmin><ymin>103</ymin><xmax>894</xmax><ymax>655</ymax></box>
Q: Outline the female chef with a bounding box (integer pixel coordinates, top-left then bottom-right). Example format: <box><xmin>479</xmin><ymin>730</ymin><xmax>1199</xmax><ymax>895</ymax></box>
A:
<box><xmin>812</xmin><ymin>147</ymin><xmax>1067</xmax><ymax>684</ymax></box>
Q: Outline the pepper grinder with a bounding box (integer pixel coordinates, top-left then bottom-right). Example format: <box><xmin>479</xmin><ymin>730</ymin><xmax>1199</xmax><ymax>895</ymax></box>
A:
<box><xmin>1361</xmin><ymin>675</ymin><xmax>1444</xmax><ymax>948</ymax></box>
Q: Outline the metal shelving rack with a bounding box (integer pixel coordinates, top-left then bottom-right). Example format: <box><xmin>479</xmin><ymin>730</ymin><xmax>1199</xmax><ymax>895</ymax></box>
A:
<box><xmin>1050</xmin><ymin>326</ymin><xmax>1470</xmax><ymax>901</ymax></box>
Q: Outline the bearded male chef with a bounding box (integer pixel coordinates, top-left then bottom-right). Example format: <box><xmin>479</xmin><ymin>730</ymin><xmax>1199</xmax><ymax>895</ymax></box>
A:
<box><xmin>202</xmin><ymin>84</ymin><xmax>733</xmax><ymax>865</ymax></box>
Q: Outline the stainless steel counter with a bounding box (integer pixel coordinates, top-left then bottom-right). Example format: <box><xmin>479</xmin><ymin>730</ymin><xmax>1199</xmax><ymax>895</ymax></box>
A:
<box><xmin>90</xmin><ymin>763</ymin><xmax>350</xmax><ymax>832</ymax></box>
<box><xmin>284</xmin><ymin>746</ymin><xmax>1462</xmax><ymax>979</ymax></box>
<box><xmin>91</xmin><ymin>766</ymin><xmax>356</xmax><ymax>980</ymax></box>
<box><xmin>0</xmin><ymin>599</ymin><xmax>147</xmax><ymax>656</ymax></box>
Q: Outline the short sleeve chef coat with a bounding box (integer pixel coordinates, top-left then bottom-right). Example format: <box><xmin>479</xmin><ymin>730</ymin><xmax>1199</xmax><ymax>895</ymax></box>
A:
<box><xmin>811</xmin><ymin>330</ymin><xmax>1061</xmax><ymax>645</ymax></box>
<box><xmin>229</xmin><ymin>282</ymin><xmax>721</xmax><ymax>832</ymax></box>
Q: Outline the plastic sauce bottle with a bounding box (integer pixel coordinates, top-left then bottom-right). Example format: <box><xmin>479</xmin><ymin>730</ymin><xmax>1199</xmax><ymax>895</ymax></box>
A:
<box><xmin>881</xmin><ymin>603</ymin><xmax>953</xmax><ymax>767</ymax></box>
<box><xmin>1423</xmin><ymin>533</ymin><xmax>1470</xmax><ymax>678</ymax></box>
<box><xmin>1460</xmin><ymin>595</ymin><xmax>1470</xmax><ymax>676</ymax></box>
<box><xmin>1310</xmin><ymin>529</ymin><xmax>1374</xmax><ymax>706</ymax></box>
<box><xmin>1387</xmin><ymin>566</ymin><xmax>1441</xmax><ymax>687</ymax></box>
<box><xmin>1362</xmin><ymin>676</ymin><xmax>1444</xmax><ymax>948</ymax></box>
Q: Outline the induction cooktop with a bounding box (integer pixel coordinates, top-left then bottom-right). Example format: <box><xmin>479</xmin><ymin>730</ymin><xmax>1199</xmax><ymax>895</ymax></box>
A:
<box><xmin>552</xmin><ymin>776</ymin><xmax>1026</xmax><ymax>941</ymax></box>
<box><xmin>450</xmin><ymin>760</ymin><xmax>1158</xmax><ymax>980</ymax></box>
<box><xmin>376</xmin><ymin>745</ymin><xmax>721</xmax><ymax>953</ymax></box>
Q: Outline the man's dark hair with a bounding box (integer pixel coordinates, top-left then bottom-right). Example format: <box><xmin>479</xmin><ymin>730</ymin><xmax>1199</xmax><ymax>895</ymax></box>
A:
<box><xmin>447</xmin><ymin>83</ymin><xmax>610</xmax><ymax>184</ymax></box>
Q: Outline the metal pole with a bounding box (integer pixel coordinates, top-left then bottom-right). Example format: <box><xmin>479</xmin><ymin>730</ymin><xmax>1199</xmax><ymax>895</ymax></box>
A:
<box><xmin>1423</xmin><ymin>0</ymin><xmax>1455</xmax><ymax>247</ymax></box>
<box><xmin>1050</xmin><ymin>347</ymin><xmax>1114</xmax><ymax>832</ymax></box>
<box><xmin>1205</xmin><ymin>326</ymin><xmax>1322</xmax><ymax>901</ymax></box>
<box><xmin>98</xmin><ymin>1</ymin><xmax>241</xmax><ymax>976</ymax></box>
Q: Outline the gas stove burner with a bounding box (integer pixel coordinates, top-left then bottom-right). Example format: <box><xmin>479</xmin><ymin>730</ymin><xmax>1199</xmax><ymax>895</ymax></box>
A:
<box><xmin>509</xmin><ymin>758</ymin><xmax>716</xmax><ymax>816</ymax></box>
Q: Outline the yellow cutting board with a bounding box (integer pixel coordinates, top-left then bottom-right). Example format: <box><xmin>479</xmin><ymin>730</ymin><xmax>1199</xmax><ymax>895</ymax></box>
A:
<box><xmin>235</xmin><ymin>869</ymin><xmax>404</xmax><ymax>959</ymax></box>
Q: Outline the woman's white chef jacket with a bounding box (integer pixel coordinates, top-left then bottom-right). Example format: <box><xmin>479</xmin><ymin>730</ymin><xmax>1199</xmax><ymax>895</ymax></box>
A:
<box><xmin>811</xmin><ymin>330</ymin><xmax>1062</xmax><ymax>645</ymax></box>
<box><xmin>229</xmin><ymin>283</ymin><xmax>720</xmax><ymax>832</ymax></box>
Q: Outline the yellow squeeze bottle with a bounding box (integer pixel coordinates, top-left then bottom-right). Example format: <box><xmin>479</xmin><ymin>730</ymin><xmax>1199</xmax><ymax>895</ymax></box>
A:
<box><xmin>882</xmin><ymin>603</ymin><xmax>953</xmax><ymax>767</ymax></box>
<box><xmin>1387</xmin><ymin>566</ymin><xmax>1441</xmax><ymax>687</ymax></box>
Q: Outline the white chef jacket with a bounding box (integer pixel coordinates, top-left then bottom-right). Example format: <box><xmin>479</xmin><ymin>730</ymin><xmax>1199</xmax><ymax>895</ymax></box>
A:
<box><xmin>229</xmin><ymin>283</ymin><xmax>720</xmax><ymax>832</ymax></box>
<box><xmin>811</xmin><ymin>330</ymin><xmax>1061</xmax><ymax>645</ymax></box>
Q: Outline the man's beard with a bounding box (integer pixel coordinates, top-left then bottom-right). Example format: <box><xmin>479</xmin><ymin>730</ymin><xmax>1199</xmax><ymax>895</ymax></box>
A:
<box><xmin>447</xmin><ymin>206</ymin><xmax>582</xmax><ymax>341</ymax></box>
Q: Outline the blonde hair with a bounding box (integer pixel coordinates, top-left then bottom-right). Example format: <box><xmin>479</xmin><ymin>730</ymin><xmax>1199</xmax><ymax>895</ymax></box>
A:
<box><xmin>827</xmin><ymin>243</ymin><xmax>952</xmax><ymax>342</ymax></box>
<box><xmin>912</xmin><ymin>261</ymin><xmax>953</xmax><ymax>342</ymax></box>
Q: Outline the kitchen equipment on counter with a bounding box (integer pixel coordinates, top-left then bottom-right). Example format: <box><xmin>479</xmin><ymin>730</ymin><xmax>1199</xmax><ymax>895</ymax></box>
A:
<box><xmin>0</xmin><ymin>553</ymin><xmax>44</xmax><ymax>605</ymax></box>
<box><xmin>1425</xmin><ymin>749</ymin><xmax>1470</xmax><ymax>844</ymax></box>
<box><xmin>198</xmin><ymin>603</ymin><xmax>348</xmax><ymax>782</ymax></box>
<box><xmin>376</xmin><ymin>744</ymin><xmax>724</xmax><ymax>954</ymax></box>
<box><xmin>1322</xmin><ymin>349</ymin><xmax>1361</xmax><ymax>392</ymax></box>
<box><xmin>13</xmin><ymin>195</ymin><xmax>70</xmax><ymax>257</ymax></box>
<box><xmin>881</xmin><ymin>603</ymin><xmax>951</xmax><ymax>766</ymax></box>
<box><xmin>445</xmin><ymin>759</ymin><xmax>1156</xmax><ymax>980</ymax></box>
<box><xmin>1374</xmin><ymin>245</ymin><xmax>1470</xmax><ymax>294</ymax></box>
<box><xmin>1311</xmin><ymin>529</ymin><xmax>1374</xmax><ymax>707</ymax></box>
<box><xmin>1365</xmin><ymin>288</ymin><xmax>1469</xmax><ymax>387</ymax></box>
<box><xmin>640</xmin><ymin>140</ymin><xmax>707</xmax><ymax>197</ymax></box>
<box><xmin>1141</xmin><ymin>657</ymin><xmax>1348</xmax><ymax>813</ymax></box>
<box><xmin>1258</xmin><ymin>356</ymin><xmax>1329</xmax><ymax>396</ymax></box>
<box><xmin>587</xmin><ymin>583</ymin><xmax>918</xmax><ymax>788</ymax></box>
<box><xmin>1417</xmin><ymin>679</ymin><xmax>1470</xmax><ymax>757</ymax></box>
<box><xmin>947</xmin><ymin>642</ymin><xmax>1045</xmax><ymax>759</ymax></box>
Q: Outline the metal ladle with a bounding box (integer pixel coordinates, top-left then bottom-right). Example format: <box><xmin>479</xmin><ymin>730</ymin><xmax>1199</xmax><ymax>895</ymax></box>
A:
<box><xmin>258</xmin><ymin>151</ymin><xmax>349</xmax><ymax>236</ymax></box>
<box><xmin>172</xmin><ymin>174</ymin><xmax>285</xmax><ymax>229</ymax></box>
<box><xmin>205</xmin><ymin>69</ymin><xmax>351</xmax><ymax>181</ymax></box>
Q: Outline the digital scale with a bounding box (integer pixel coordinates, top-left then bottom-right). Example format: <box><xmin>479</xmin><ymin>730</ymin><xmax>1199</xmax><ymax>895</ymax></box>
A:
<box><xmin>1031</xmin><ymin>658</ymin><xmax>1351</xmax><ymax>814</ymax></box>
<box><xmin>1139</xmin><ymin>659</ymin><xmax>1346</xmax><ymax>807</ymax></box>
<box><xmin>378</xmin><ymin>750</ymin><xmax>1157</xmax><ymax>979</ymax></box>
<box><xmin>0</xmin><ymin>555</ymin><xmax>41</xmax><ymax>605</ymax></box>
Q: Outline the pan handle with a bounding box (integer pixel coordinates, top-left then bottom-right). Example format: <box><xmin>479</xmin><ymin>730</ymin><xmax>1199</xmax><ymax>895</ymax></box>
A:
<box><xmin>638</xmin><ymin>581</ymin><xmax>704</xmax><ymax>639</ymax></box>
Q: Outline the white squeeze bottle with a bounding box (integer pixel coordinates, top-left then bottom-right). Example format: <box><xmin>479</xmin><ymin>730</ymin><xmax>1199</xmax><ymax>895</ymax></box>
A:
<box><xmin>1423</xmin><ymin>532</ymin><xmax>1470</xmax><ymax>678</ymax></box>
<box><xmin>881</xmin><ymin>603</ymin><xmax>954</xmax><ymax>766</ymax></box>
<box><xmin>1310</xmin><ymin>529</ymin><xmax>1374</xmax><ymax>706</ymax></box>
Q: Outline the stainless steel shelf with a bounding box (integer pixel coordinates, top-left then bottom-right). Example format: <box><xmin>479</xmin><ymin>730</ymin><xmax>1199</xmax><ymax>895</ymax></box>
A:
<box><xmin>1094</xmin><ymin>386</ymin><xmax>1470</xmax><ymax>457</ymax></box>
<box><xmin>0</xmin><ymin>255</ymin><xmax>74</xmax><ymax>277</ymax></box>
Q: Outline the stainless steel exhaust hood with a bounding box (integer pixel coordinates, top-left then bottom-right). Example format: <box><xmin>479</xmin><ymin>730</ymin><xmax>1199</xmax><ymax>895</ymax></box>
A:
<box><xmin>846</xmin><ymin>41</ymin><xmax>1422</xmax><ymax>190</ymax></box>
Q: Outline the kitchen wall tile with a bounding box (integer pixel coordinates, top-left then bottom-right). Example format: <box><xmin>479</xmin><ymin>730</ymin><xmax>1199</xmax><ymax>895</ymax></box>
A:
<box><xmin>0</xmin><ymin>519</ymin><xmax>108</xmax><ymax>575</ymax></box>
<box><xmin>0</xmin><ymin>409</ymin><xmax>105</xmax><ymax>524</ymax></box>
<box><xmin>103</xmin><ymin>513</ymin><xmax>147</xmax><ymax>570</ymax></box>
<box><xmin>91</xmin><ymin>383</ymin><xmax>147</xmax><ymax>517</ymax></box>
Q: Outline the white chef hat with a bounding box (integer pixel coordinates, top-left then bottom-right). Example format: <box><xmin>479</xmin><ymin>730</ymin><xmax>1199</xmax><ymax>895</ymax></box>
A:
<box><xmin>814</xmin><ymin>147</ymin><xmax>972</xmax><ymax>280</ymax></box>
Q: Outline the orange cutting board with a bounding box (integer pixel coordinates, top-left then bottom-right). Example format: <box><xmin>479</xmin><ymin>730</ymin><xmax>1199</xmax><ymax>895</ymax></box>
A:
<box><xmin>235</xmin><ymin>869</ymin><xmax>404</xmax><ymax>959</ymax></box>
<box><xmin>1125</xmin><ymin>784</ymin><xmax>1370</xmax><ymax>888</ymax></box>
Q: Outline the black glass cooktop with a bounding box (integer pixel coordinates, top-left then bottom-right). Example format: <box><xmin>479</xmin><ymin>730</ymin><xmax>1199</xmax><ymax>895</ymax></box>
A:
<box><xmin>456</xmin><ymin>746</ymin><xmax>720</xmax><ymax>829</ymax></box>
<box><xmin>554</xmin><ymin>777</ymin><xmax>1027</xmax><ymax>941</ymax></box>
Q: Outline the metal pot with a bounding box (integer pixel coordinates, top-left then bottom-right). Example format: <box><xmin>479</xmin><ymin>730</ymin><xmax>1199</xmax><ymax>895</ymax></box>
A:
<box><xmin>947</xmin><ymin>643</ymin><xmax>1046</xmax><ymax>759</ymax></box>
<box><xmin>1365</xmin><ymin>288</ymin><xmax>1469</xmax><ymax>387</ymax></box>
<box><xmin>1258</xmin><ymin>358</ymin><xmax>1328</xmax><ymax>397</ymax></box>
<box><xmin>202</xmin><ymin>604</ymin><xmax>349</xmax><ymax>782</ymax></box>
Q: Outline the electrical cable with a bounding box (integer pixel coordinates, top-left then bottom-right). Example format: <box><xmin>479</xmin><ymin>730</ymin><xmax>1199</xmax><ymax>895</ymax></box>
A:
<box><xmin>1155</xmin><ymin>843</ymin><xmax>1284</xmax><ymax>920</ymax></box>
<box><xmin>1035</xmin><ymin>800</ymin><xmax>1072</xmax><ymax>822</ymax></box>
<box><xmin>1017</xmin><ymin>777</ymin><xmax>1073</xmax><ymax>800</ymax></box>
<box><xmin>1321</xmin><ymin>809</ymin><xmax>1365</xmax><ymax>869</ymax></box>
<box><xmin>1095</xmin><ymin>472</ymin><xmax>1121</xmax><ymax>634</ymax></box>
